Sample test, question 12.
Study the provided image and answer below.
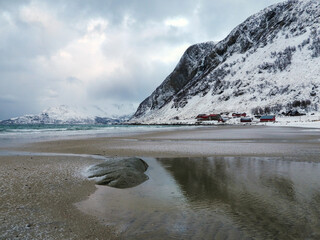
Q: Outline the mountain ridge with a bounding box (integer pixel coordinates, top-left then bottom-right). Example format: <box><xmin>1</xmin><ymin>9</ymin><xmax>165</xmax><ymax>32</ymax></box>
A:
<box><xmin>0</xmin><ymin>105</ymin><xmax>133</xmax><ymax>124</ymax></box>
<box><xmin>131</xmin><ymin>0</ymin><xmax>320</xmax><ymax>124</ymax></box>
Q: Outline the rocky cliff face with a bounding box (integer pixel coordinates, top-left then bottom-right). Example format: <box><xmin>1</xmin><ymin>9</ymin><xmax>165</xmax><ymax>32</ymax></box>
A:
<box><xmin>132</xmin><ymin>0</ymin><xmax>320</xmax><ymax>123</ymax></box>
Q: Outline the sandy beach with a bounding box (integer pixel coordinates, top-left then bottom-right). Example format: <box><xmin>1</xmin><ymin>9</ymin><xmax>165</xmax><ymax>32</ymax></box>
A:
<box><xmin>1</xmin><ymin>125</ymin><xmax>320</xmax><ymax>239</ymax></box>
<box><xmin>0</xmin><ymin>155</ymin><xmax>119</xmax><ymax>240</ymax></box>
<box><xmin>2</xmin><ymin>0</ymin><xmax>320</xmax><ymax>238</ymax></box>
<box><xmin>11</xmin><ymin>125</ymin><xmax>320</xmax><ymax>157</ymax></box>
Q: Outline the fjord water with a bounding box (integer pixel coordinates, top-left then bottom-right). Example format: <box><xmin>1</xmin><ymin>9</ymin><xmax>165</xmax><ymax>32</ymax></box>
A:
<box><xmin>78</xmin><ymin>156</ymin><xmax>320</xmax><ymax>240</ymax></box>
<box><xmin>0</xmin><ymin>124</ymin><xmax>180</xmax><ymax>147</ymax></box>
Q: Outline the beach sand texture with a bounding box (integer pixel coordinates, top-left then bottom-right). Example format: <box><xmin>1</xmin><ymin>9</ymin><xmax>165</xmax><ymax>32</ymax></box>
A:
<box><xmin>0</xmin><ymin>155</ymin><xmax>118</xmax><ymax>239</ymax></box>
<box><xmin>1</xmin><ymin>126</ymin><xmax>320</xmax><ymax>239</ymax></box>
<box><xmin>12</xmin><ymin>126</ymin><xmax>320</xmax><ymax>157</ymax></box>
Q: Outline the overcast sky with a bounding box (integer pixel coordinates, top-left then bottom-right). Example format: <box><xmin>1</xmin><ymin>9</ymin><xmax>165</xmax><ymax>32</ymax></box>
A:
<box><xmin>0</xmin><ymin>0</ymin><xmax>283</xmax><ymax>119</ymax></box>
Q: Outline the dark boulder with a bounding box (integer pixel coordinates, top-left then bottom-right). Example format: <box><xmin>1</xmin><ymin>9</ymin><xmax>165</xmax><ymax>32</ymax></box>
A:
<box><xmin>87</xmin><ymin>158</ymin><xmax>149</xmax><ymax>189</ymax></box>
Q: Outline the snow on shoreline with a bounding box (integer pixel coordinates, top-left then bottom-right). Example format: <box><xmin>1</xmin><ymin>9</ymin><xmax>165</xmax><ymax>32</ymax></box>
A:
<box><xmin>132</xmin><ymin>0</ymin><xmax>320</xmax><ymax>126</ymax></box>
<box><xmin>131</xmin><ymin>113</ymin><xmax>320</xmax><ymax>129</ymax></box>
<box><xmin>265</xmin><ymin>114</ymin><xmax>320</xmax><ymax>128</ymax></box>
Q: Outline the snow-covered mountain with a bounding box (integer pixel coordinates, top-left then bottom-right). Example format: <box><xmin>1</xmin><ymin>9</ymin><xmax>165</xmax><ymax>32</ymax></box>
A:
<box><xmin>131</xmin><ymin>0</ymin><xmax>320</xmax><ymax>124</ymax></box>
<box><xmin>0</xmin><ymin>105</ymin><xmax>134</xmax><ymax>124</ymax></box>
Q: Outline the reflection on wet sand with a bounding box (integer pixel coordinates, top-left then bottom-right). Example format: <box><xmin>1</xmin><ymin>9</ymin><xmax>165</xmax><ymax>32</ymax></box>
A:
<box><xmin>78</xmin><ymin>157</ymin><xmax>320</xmax><ymax>239</ymax></box>
<box><xmin>158</xmin><ymin>157</ymin><xmax>320</xmax><ymax>239</ymax></box>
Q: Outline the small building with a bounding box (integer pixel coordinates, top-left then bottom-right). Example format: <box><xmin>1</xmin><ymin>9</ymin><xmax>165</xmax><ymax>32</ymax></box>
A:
<box><xmin>196</xmin><ymin>114</ymin><xmax>209</xmax><ymax>121</ymax></box>
<box><xmin>208</xmin><ymin>114</ymin><xmax>222</xmax><ymax>121</ymax></box>
<box><xmin>232</xmin><ymin>113</ymin><xmax>246</xmax><ymax>118</ymax></box>
<box><xmin>240</xmin><ymin>117</ymin><xmax>252</xmax><ymax>122</ymax></box>
<box><xmin>260</xmin><ymin>115</ymin><xmax>276</xmax><ymax>122</ymax></box>
<box><xmin>196</xmin><ymin>114</ymin><xmax>222</xmax><ymax>121</ymax></box>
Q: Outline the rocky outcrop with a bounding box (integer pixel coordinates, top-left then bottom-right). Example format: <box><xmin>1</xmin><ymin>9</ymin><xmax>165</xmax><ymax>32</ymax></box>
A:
<box><xmin>133</xmin><ymin>42</ymin><xmax>215</xmax><ymax>118</ymax></box>
<box><xmin>132</xmin><ymin>0</ymin><xmax>320</xmax><ymax>124</ymax></box>
<box><xmin>87</xmin><ymin>158</ymin><xmax>149</xmax><ymax>188</ymax></box>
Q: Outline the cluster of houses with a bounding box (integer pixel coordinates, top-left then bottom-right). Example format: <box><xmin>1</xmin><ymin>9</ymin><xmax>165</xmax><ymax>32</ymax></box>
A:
<box><xmin>196</xmin><ymin>113</ymin><xmax>276</xmax><ymax>123</ymax></box>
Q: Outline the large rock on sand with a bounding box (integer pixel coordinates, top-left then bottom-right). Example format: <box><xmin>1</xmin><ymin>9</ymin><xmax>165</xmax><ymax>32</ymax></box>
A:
<box><xmin>87</xmin><ymin>158</ymin><xmax>149</xmax><ymax>188</ymax></box>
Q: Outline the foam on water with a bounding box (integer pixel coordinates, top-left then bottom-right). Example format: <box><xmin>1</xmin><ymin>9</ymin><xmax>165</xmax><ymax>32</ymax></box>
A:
<box><xmin>0</xmin><ymin>124</ymin><xmax>188</xmax><ymax>148</ymax></box>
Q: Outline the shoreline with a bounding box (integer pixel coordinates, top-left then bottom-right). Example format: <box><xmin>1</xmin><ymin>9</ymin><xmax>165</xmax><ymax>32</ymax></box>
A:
<box><xmin>9</xmin><ymin>125</ymin><xmax>320</xmax><ymax>158</ymax></box>
<box><xmin>1</xmin><ymin>125</ymin><xmax>320</xmax><ymax>239</ymax></box>
<box><xmin>127</xmin><ymin>114</ymin><xmax>320</xmax><ymax>128</ymax></box>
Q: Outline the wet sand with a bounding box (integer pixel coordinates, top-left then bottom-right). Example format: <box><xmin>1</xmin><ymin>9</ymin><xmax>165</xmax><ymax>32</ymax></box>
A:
<box><xmin>11</xmin><ymin>125</ymin><xmax>320</xmax><ymax>157</ymax></box>
<box><xmin>77</xmin><ymin>156</ymin><xmax>320</xmax><ymax>240</ymax></box>
<box><xmin>2</xmin><ymin>125</ymin><xmax>320</xmax><ymax>239</ymax></box>
<box><xmin>0</xmin><ymin>155</ymin><xmax>118</xmax><ymax>239</ymax></box>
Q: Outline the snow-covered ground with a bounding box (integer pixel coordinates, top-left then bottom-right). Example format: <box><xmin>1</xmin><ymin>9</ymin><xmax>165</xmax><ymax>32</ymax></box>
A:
<box><xmin>264</xmin><ymin>114</ymin><xmax>320</xmax><ymax>128</ymax></box>
<box><xmin>137</xmin><ymin>112</ymin><xmax>320</xmax><ymax>129</ymax></box>
<box><xmin>132</xmin><ymin>0</ymin><xmax>320</xmax><ymax>125</ymax></box>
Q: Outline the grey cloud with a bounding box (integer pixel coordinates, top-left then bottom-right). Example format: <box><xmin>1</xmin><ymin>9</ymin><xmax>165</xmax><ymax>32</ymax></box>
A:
<box><xmin>0</xmin><ymin>0</ymin><xmax>284</xmax><ymax>119</ymax></box>
<box><xmin>0</xmin><ymin>95</ymin><xmax>17</xmax><ymax>103</ymax></box>
<box><xmin>0</xmin><ymin>1</ymin><xmax>31</xmax><ymax>12</ymax></box>
<box><xmin>189</xmin><ymin>0</ymin><xmax>283</xmax><ymax>41</ymax></box>
<box><xmin>66</xmin><ymin>76</ymin><xmax>82</xmax><ymax>84</ymax></box>
<box><xmin>0</xmin><ymin>95</ymin><xmax>40</xmax><ymax>119</ymax></box>
<box><xmin>53</xmin><ymin>0</ymin><xmax>195</xmax><ymax>24</ymax></box>
<box><xmin>88</xmin><ymin>60</ymin><xmax>172</xmax><ymax>103</ymax></box>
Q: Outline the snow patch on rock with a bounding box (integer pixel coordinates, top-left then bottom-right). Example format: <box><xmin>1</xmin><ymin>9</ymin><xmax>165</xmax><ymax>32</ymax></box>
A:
<box><xmin>131</xmin><ymin>0</ymin><xmax>320</xmax><ymax>125</ymax></box>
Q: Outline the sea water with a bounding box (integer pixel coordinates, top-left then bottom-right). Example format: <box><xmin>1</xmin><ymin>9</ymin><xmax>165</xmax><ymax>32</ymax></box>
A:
<box><xmin>0</xmin><ymin>124</ymin><xmax>185</xmax><ymax>148</ymax></box>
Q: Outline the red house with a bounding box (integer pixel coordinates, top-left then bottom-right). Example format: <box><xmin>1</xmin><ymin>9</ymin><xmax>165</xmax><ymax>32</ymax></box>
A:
<box><xmin>260</xmin><ymin>115</ymin><xmax>276</xmax><ymax>122</ymax></box>
<box><xmin>196</xmin><ymin>114</ymin><xmax>209</xmax><ymax>121</ymax></box>
<box><xmin>232</xmin><ymin>113</ymin><xmax>246</xmax><ymax>117</ymax></box>
<box><xmin>196</xmin><ymin>114</ymin><xmax>222</xmax><ymax>121</ymax></box>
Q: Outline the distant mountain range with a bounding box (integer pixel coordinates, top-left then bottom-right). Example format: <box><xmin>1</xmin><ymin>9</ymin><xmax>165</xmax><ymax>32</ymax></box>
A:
<box><xmin>0</xmin><ymin>105</ymin><xmax>134</xmax><ymax>124</ymax></box>
<box><xmin>131</xmin><ymin>0</ymin><xmax>320</xmax><ymax>124</ymax></box>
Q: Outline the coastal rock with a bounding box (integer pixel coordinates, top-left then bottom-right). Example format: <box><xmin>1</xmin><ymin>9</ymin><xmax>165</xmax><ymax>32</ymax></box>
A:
<box><xmin>87</xmin><ymin>158</ymin><xmax>149</xmax><ymax>188</ymax></box>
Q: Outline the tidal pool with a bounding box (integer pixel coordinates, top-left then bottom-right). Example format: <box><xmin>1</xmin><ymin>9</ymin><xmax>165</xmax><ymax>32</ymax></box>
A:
<box><xmin>77</xmin><ymin>156</ymin><xmax>320</xmax><ymax>240</ymax></box>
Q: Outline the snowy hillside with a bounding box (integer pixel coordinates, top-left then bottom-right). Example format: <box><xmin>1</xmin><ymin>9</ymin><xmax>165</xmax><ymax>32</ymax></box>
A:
<box><xmin>131</xmin><ymin>0</ymin><xmax>320</xmax><ymax>124</ymax></box>
<box><xmin>0</xmin><ymin>105</ymin><xmax>134</xmax><ymax>124</ymax></box>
